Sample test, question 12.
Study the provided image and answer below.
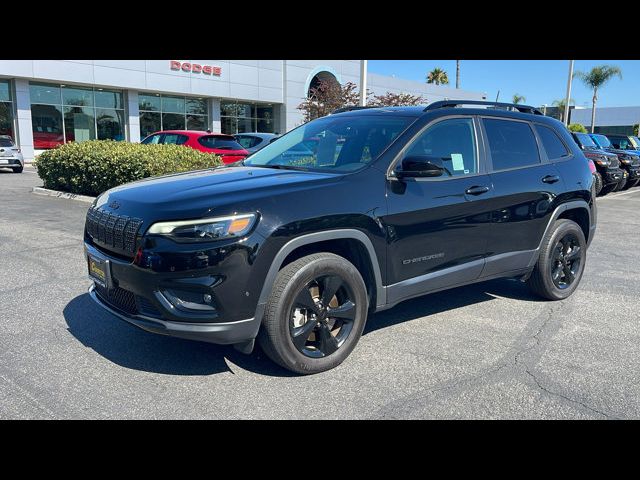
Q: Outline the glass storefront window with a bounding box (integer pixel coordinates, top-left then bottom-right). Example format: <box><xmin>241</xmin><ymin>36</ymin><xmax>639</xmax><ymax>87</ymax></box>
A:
<box><xmin>139</xmin><ymin>112</ymin><xmax>161</xmax><ymax>138</ymax></box>
<box><xmin>62</xmin><ymin>86</ymin><xmax>94</xmax><ymax>107</ymax></box>
<box><xmin>31</xmin><ymin>104</ymin><xmax>64</xmax><ymax>149</ymax></box>
<box><xmin>138</xmin><ymin>93</ymin><xmax>209</xmax><ymax>138</ymax></box>
<box><xmin>30</xmin><ymin>83</ymin><xmax>62</xmax><ymax>105</ymax></box>
<box><xmin>30</xmin><ymin>82</ymin><xmax>126</xmax><ymax>148</ymax></box>
<box><xmin>220</xmin><ymin>101</ymin><xmax>276</xmax><ymax>134</ymax></box>
<box><xmin>187</xmin><ymin>114</ymin><xmax>207</xmax><ymax>131</ymax></box>
<box><xmin>0</xmin><ymin>80</ymin><xmax>11</xmax><ymax>102</ymax></box>
<box><xmin>96</xmin><ymin>108</ymin><xmax>125</xmax><ymax>141</ymax></box>
<box><xmin>162</xmin><ymin>112</ymin><xmax>185</xmax><ymax>131</ymax></box>
<box><xmin>139</xmin><ymin>94</ymin><xmax>161</xmax><ymax>112</ymax></box>
<box><xmin>161</xmin><ymin>95</ymin><xmax>185</xmax><ymax>114</ymax></box>
<box><xmin>95</xmin><ymin>89</ymin><xmax>124</xmax><ymax>109</ymax></box>
<box><xmin>0</xmin><ymin>102</ymin><xmax>14</xmax><ymax>139</ymax></box>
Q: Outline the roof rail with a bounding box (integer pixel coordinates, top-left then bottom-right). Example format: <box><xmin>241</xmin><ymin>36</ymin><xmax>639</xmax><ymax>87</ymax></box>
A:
<box><xmin>424</xmin><ymin>100</ymin><xmax>544</xmax><ymax>115</ymax></box>
<box><xmin>331</xmin><ymin>106</ymin><xmax>378</xmax><ymax>114</ymax></box>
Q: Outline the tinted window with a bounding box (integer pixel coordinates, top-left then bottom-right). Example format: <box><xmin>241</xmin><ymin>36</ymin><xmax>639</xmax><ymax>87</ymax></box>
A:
<box><xmin>591</xmin><ymin>134</ymin><xmax>611</xmax><ymax>148</ymax></box>
<box><xmin>236</xmin><ymin>135</ymin><xmax>261</xmax><ymax>149</ymax></box>
<box><xmin>405</xmin><ymin>118</ymin><xmax>477</xmax><ymax>176</ymax></box>
<box><xmin>574</xmin><ymin>132</ymin><xmax>598</xmax><ymax>149</ymax></box>
<box><xmin>484</xmin><ymin>118</ymin><xmax>540</xmax><ymax>170</ymax></box>
<box><xmin>162</xmin><ymin>133</ymin><xmax>188</xmax><ymax>145</ymax></box>
<box><xmin>141</xmin><ymin>134</ymin><xmax>162</xmax><ymax>144</ymax></box>
<box><xmin>0</xmin><ymin>137</ymin><xmax>14</xmax><ymax>147</ymax></box>
<box><xmin>198</xmin><ymin>136</ymin><xmax>243</xmax><ymax>150</ymax></box>
<box><xmin>610</xmin><ymin>137</ymin><xmax>632</xmax><ymax>150</ymax></box>
<box><xmin>536</xmin><ymin>125</ymin><xmax>570</xmax><ymax>160</ymax></box>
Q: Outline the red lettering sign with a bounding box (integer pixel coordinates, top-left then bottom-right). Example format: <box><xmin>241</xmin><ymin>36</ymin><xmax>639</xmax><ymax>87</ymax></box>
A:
<box><xmin>170</xmin><ymin>61</ymin><xmax>221</xmax><ymax>76</ymax></box>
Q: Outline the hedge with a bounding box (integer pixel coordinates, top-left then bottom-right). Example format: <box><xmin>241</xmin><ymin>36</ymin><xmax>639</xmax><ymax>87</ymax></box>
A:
<box><xmin>34</xmin><ymin>140</ymin><xmax>222</xmax><ymax>197</ymax></box>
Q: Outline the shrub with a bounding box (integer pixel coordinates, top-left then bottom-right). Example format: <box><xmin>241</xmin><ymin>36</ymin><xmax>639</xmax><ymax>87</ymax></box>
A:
<box><xmin>568</xmin><ymin>123</ymin><xmax>588</xmax><ymax>133</ymax></box>
<box><xmin>34</xmin><ymin>140</ymin><xmax>222</xmax><ymax>197</ymax></box>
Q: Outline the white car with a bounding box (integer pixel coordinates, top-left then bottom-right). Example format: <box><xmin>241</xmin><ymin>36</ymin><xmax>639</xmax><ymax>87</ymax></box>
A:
<box><xmin>0</xmin><ymin>136</ymin><xmax>24</xmax><ymax>173</ymax></box>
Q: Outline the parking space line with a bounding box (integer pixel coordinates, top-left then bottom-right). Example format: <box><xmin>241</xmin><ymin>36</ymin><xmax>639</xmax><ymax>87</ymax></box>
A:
<box><xmin>598</xmin><ymin>189</ymin><xmax>640</xmax><ymax>200</ymax></box>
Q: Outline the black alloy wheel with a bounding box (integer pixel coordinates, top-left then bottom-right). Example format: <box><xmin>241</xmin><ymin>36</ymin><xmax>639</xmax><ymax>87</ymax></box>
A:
<box><xmin>289</xmin><ymin>275</ymin><xmax>356</xmax><ymax>358</ymax></box>
<box><xmin>549</xmin><ymin>233</ymin><xmax>582</xmax><ymax>290</ymax></box>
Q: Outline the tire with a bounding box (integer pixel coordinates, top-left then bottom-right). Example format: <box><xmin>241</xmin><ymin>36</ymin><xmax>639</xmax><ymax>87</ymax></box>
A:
<box><xmin>592</xmin><ymin>172</ymin><xmax>603</xmax><ymax>196</ymax></box>
<box><xmin>599</xmin><ymin>182</ymin><xmax>617</xmax><ymax>196</ymax></box>
<box><xmin>527</xmin><ymin>219</ymin><xmax>587</xmax><ymax>300</ymax></box>
<box><xmin>258</xmin><ymin>252</ymin><xmax>369</xmax><ymax>374</ymax></box>
<box><xmin>623</xmin><ymin>178</ymin><xmax>639</xmax><ymax>190</ymax></box>
<box><xmin>614</xmin><ymin>175</ymin><xmax>627</xmax><ymax>191</ymax></box>
<box><xmin>12</xmin><ymin>165</ymin><xmax>23</xmax><ymax>173</ymax></box>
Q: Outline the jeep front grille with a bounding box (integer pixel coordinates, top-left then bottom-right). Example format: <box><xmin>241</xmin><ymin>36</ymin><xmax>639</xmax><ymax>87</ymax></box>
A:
<box><xmin>609</xmin><ymin>157</ymin><xmax>620</xmax><ymax>168</ymax></box>
<box><xmin>86</xmin><ymin>207</ymin><xmax>143</xmax><ymax>255</ymax></box>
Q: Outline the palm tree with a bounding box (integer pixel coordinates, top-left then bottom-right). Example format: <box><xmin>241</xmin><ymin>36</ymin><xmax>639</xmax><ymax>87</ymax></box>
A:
<box><xmin>551</xmin><ymin>98</ymin><xmax>575</xmax><ymax>122</ymax></box>
<box><xmin>512</xmin><ymin>94</ymin><xmax>526</xmax><ymax>104</ymax></box>
<box><xmin>574</xmin><ymin>65</ymin><xmax>622</xmax><ymax>133</ymax></box>
<box><xmin>456</xmin><ymin>60</ymin><xmax>460</xmax><ymax>89</ymax></box>
<box><xmin>426</xmin><ymin>68</ymin><xmax>449</xmax><ymax>86</ymax></box>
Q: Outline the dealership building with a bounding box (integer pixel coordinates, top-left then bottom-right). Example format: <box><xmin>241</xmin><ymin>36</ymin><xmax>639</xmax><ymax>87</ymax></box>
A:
<box><xmin>0</xmin><ymin>60</ymin><xmax>486</xmax><ymax>161</ymax></box>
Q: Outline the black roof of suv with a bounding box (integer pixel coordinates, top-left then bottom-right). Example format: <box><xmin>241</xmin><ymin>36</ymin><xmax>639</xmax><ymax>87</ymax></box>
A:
<box><xmin>84</xmin><ymin>100</ymin><xmax>596</xmax><ymax>374</ymax></box>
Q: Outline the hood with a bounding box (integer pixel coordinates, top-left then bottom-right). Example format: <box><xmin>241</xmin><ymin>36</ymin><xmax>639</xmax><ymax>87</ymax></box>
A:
<box><xmin>94</xmin><ymin>166</ymin><xmax>344</xmax><ymax>222</ymax></box>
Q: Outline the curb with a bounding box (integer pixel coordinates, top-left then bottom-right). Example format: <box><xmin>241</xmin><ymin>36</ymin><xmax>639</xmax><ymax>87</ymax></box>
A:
<box><xmin>32</xmin><ymin>187</ymin><xmax>96</xmax><ymax>204</ymax></box>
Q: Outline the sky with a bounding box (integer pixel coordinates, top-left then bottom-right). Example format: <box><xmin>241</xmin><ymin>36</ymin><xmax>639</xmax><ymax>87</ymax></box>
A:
<box><xmin>367</xmin><ymin>60</ymin><xmax>640</xmax><ymax>109</ymax></box>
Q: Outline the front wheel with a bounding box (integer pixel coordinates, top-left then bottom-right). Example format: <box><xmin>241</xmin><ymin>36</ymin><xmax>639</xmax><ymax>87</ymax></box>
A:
<box><xmin>258</xmin><ymin>252</ymin><xmax>369</xmax><ymax>374</ymax></box>
<box><xmin>12</xmin><ymin>165</ymin><xmax>23</xmax><ymax>173</ymax></box>
<box><xmin>527</xmin><ymin>219</ymin><xmax>587</xmax><ymax>300</ymax></box>
<box><xmin>592</xmin><ymin>172</ymin><xmax>603</xmax><ymax>195</ymax></box>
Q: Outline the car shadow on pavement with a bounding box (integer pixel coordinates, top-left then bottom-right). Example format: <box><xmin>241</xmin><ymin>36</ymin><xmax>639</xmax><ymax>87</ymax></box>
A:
<box><xmin>64</xmin><ymin>278</ymin><xmax>543</xmax><ymax>378</ymax></box>
<box><xmin>365</xmin><ymin>278</ymin><xmax>544</xmax><ymax>335</ymax></box>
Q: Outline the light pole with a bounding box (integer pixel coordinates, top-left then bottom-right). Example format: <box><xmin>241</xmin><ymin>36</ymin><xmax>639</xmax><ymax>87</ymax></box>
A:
<box><xmin>359</xmin><ymin>60</ymin><xmax>368</xmax><ymax>106</ymax></box>
<box><xmin>564</xmin><ymin>60</ymin><xmax>574</xmax><ymax>126</ymax></box>
<box><xmin>542</xmin><ymin>104</ymin><xmax>547</xmax><ymax>115</ymax></box>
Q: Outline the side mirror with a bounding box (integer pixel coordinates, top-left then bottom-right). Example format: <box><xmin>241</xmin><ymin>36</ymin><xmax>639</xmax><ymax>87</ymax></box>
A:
<box><xmin>396</xmin><ymin>155</ymin><xmax>450</xmax><ymax>178</ymax></box>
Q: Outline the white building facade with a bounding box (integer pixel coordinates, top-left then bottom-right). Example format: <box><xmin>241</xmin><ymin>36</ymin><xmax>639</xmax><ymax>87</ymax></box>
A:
<box><xmin>0</xmin><ymin>60</ymin><xmax>486</xmax><ymax>161</ymax></box>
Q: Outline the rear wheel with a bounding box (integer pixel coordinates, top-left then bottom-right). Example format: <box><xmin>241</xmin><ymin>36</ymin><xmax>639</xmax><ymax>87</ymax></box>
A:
<box><xmin>527</xmin><ymin>219</ymin><xmax>586</xmax><ymax>300</ymax></box>
<box><xmin>614</xmin><ymin>175</ymin><xmax>627</xmax><ymax>191</ymax></box>
<box><xmin>258</xmin><ymin>252</ymin><xmax>368</xmax><ymax>374</ymax></box>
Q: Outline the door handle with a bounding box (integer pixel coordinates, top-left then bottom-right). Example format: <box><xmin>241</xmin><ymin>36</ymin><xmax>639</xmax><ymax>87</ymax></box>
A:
<box><xmin>465</xmin><ymin>185</ymin><xmax>490</xmax><ymax>196</ymax></box>
<box><xmin>542</xmin><ymin>175</ymin><xmax>560</xmax><ymax>184</ymax></box>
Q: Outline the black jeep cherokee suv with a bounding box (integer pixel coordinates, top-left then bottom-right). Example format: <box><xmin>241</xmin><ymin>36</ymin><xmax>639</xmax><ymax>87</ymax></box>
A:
<box><xmin>84</xmin><ymin>100</ymin><xmax>596</xmax><ymax>374</ymax></box>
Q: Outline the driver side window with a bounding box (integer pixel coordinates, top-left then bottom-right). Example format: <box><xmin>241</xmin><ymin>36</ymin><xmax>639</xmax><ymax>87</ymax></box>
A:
<box><xmin>404</xmin><ymin>118</ymin><xmax>478</xmax><ymax>177</ymax></box>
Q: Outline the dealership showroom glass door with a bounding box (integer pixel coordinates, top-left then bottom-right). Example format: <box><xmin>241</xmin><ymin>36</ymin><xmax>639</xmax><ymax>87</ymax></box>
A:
<box><xmin>0</xmin><ymin>80</ymin><xmax>15</xmax><ymax>140</ymax></box>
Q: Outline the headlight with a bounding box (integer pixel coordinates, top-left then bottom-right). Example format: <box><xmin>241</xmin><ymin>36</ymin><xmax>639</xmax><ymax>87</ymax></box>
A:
<box><xmin>594</xmin><ymin>156</ymin><xmax>610</xmax><ymax>166</ymax></box>
<box><xmin>147</xmin><ymin>213</ymin><xmax>257</xmax><ymax>242</ymax></box>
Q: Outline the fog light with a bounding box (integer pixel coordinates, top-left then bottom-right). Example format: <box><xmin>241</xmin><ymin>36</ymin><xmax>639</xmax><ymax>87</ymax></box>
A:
<box><xmin>203</xmin><ymin>294</ymin><xmax>213</xmax><ymax>304</ymax></box>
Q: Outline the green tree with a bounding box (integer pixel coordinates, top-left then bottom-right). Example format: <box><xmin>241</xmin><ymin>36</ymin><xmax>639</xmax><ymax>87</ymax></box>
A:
<box><xmin>551</xmin><ymin>98</ymin><xmax>575</xmax><ymax>122</ymax></box>
<box><xmin>574</xmin><ymin>65</ymin><xmax>623</xmax><ymax>133</ymax></box>
<box><xmin>426</xmin><ymin>68</ymin><xmax>449</xmax><ymax>86</ymax></box>
<box><xmin>633</xmin><ymin>124</ymin><xmax>639</xmax><ymax>136</ymax></box>
<box><xmin>568</xmin><ymin>123</ymin><xmax>587</xmax><ymax>133</ymax></box>
<box><xmin>512</xmin><ymin>94</ymin><xmax>526</xmax><ymax>104</ymax></box>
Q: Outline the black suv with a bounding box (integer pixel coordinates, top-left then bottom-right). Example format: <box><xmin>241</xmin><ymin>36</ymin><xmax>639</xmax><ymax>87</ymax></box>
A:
<box><xmin>84</xmin><ymin>100</ymin><xmax>596</xmax><ymax>374</ymax></box>
<box><xmin>571</xmin><ymin>132</ymin><xmax>624</xmax><ymax>195</ymax></box>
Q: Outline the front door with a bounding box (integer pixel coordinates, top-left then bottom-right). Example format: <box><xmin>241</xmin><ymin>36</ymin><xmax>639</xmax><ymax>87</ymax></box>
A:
<box><xmin>383</xmin><ymin>116</ymin><xmax>494</xmax><ymax>304</ymax></box>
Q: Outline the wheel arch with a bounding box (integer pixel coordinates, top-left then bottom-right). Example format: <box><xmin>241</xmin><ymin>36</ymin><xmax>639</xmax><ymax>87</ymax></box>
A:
<box><xmin>256</xmin><ymin>230</ymin><xmax>385</xmax><ymax>319</ymax></box>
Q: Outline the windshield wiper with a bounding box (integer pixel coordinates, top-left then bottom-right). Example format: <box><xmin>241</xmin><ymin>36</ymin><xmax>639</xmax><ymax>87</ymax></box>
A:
<box><xmin>246</xmin><ymin>164</ymin><xmax>310</xmax><ymax>171</ymax></box>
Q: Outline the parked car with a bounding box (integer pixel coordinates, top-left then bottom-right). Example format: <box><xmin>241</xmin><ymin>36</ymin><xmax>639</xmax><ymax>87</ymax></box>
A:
<box><xmin>141</xmin><ymin>130</ymin><xmax>249</xmax><ymax>164</ymax></box>
<box><xmin>84</xmin><ymin>100</ymin><xmax>596</xmax><ymax>374</ymax></box>
<box><xmin>0</xmin><ymin>136</ymin><xmax>24</xmax><ymax>173</ymax></box>
<box><xmin>589</xmin><ymin>133</ymin><xmax>640</xmax><ymax>189</ymax></box>
<box><xmin>606</xmin><ymin>134</ymin><xmax>640</xmax><ymax>152</ymax></box>
<box><xmin>234</xmin><ymin>133</ymin><xmax>279</xmax><ymax>154</ymax></box>
<box><xmin>571</xmin><ymin>132</ymin><xmax>624</xmax><ymax>195</ymax></box>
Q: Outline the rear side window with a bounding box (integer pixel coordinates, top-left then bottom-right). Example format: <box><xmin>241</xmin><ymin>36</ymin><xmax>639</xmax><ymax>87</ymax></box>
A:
<box><xmin>198</xmin><ymin>136</ymin><xmax>244</xmax><ymax>150</ymax></box>
<box><xmin>535</xmin><ymin>124</ymin><xmax>570</xmax><ymax>160</ymax></box>
<box><xmin>483</xmin><ymin>118</ymin><xmax>540</xmax><ymax>171</ymax></box>
<box><xmin>236</xmin><ymin>135</ymin><xmax>261</xmax><ymax>149</ymax></box>
<box><xmin>163</xmin><ymin>134</ymin><xmax>188</xmax><ymax>145</ymax></box>
<box><xmin>141</xmin><ymin>134</ymin><xmax>162</xmax><ymax>145</ymax></box>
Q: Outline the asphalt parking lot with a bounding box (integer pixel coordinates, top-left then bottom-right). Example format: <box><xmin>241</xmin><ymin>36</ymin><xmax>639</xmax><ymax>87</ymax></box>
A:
<box><xmin>1</xmin><ymin>165</ymin><xmax>639</xmax><ymax>419</ymax></box>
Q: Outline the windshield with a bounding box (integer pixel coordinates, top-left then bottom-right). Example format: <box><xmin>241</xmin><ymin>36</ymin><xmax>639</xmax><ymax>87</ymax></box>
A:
<box><xmin>592</xmin><ymin>134</ymin><xmax>611</xmax><ymax>148</ymax></box>
<box><xmin>631</xmin><ymin>136</ymin><xmax>640</xmax><ymax>149</ymax></box>
<box><xmin>243</xmin><ymin>115</ymin><xmax>414</xmax><ymax>172</ymax></box>
<box><xmin>575</xmin><ymin>133</ymin><xmax>598</xmax><ymax>149</ymax></box>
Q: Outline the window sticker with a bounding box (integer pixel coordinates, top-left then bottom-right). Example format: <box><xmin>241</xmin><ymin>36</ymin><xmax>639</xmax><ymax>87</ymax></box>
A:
<box><xmin>451</xmin><ymin>153</ymin><xmax>465</xmax><ymax>171</ymax></box>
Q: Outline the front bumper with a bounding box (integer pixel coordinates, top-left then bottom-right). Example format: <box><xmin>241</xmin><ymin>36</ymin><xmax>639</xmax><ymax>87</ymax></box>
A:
<box><xmin>89</xmin><ymin>284</ymin><xmax>260</xmax><ymax>345</ymax></box>
<box><xmin>602</xmin><ymin>168</ymin><xmax>624</xmax><ymax>185</ymax></box>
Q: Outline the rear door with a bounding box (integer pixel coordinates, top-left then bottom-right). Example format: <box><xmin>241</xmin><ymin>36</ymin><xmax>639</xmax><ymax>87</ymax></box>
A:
<box><xmin>480</xmin><ymin>116</ymin><xmax>566</xmax><ymax>277</ymax></box>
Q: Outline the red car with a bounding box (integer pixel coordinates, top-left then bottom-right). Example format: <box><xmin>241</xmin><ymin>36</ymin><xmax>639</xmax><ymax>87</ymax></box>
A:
<box><xmin>141</xmin><ymin>130</ymin><xmax>249</xmax><ymax>164</ymax></box>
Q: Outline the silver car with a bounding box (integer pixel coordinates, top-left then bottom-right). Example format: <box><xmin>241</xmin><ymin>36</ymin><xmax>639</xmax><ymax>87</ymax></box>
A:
<box><xmin>234</xmin><ymin>132</ymin><xmax>279</xmax><ymax>155</ymax></box>
<box><xmin>0</xmin><ymin>136</ymin><xmax>24</xmax><ymax>173</ymax></box>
